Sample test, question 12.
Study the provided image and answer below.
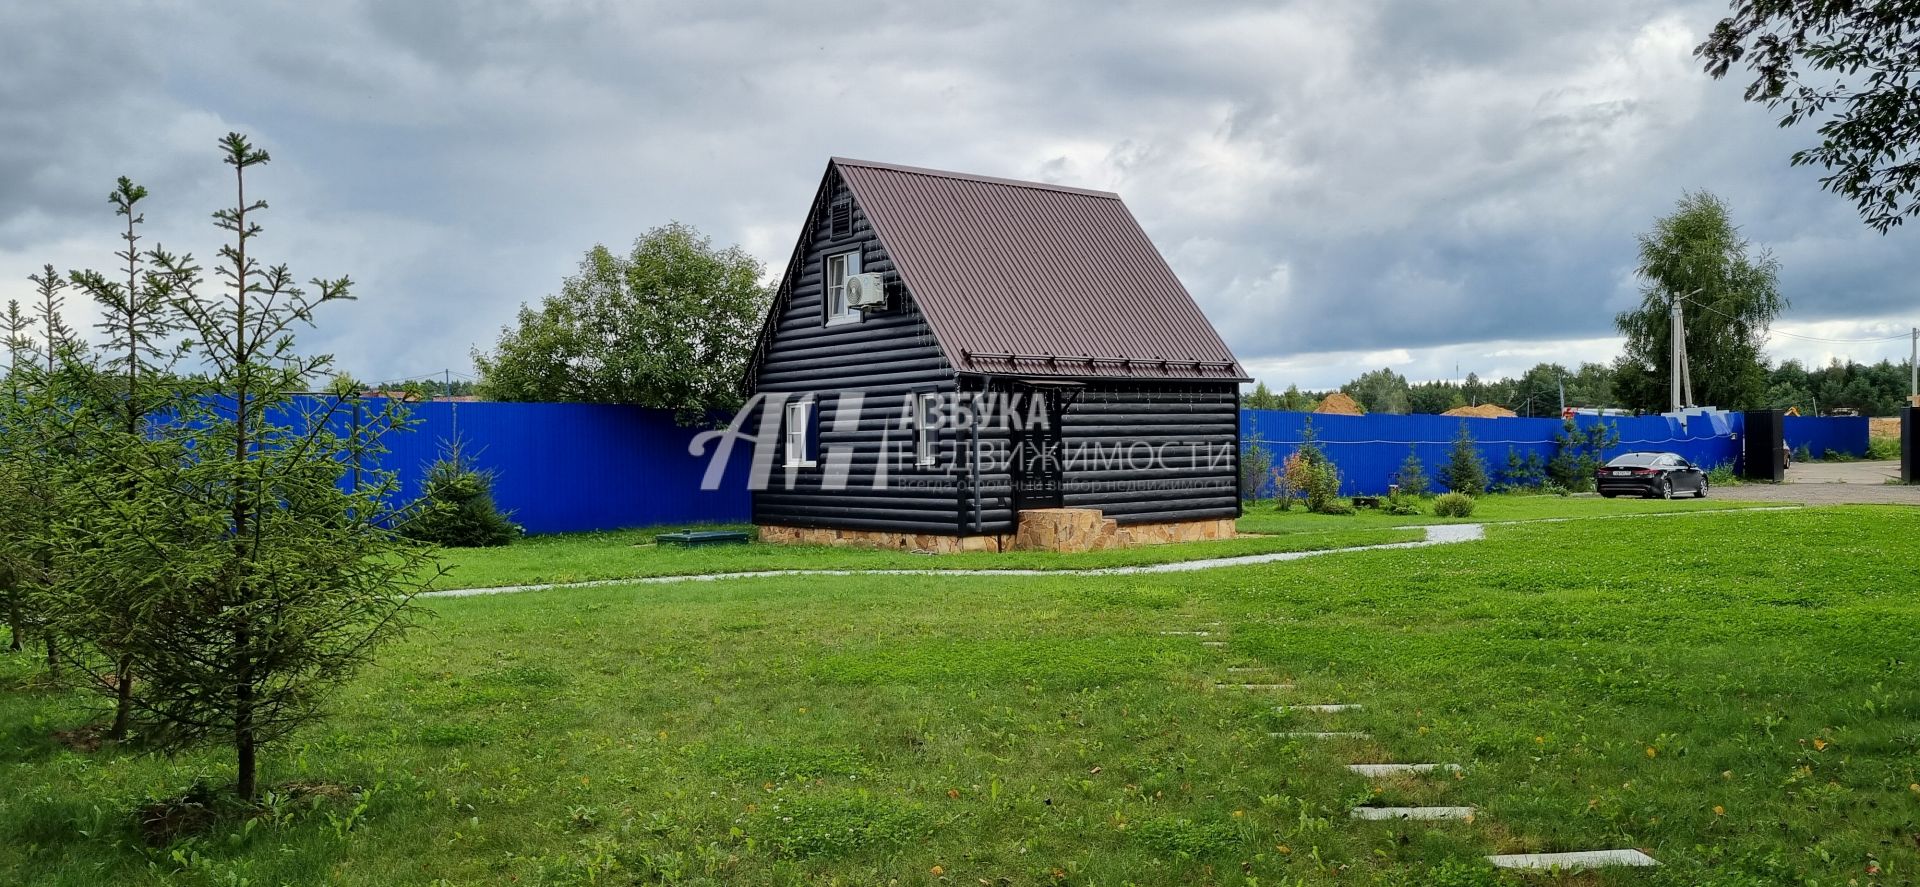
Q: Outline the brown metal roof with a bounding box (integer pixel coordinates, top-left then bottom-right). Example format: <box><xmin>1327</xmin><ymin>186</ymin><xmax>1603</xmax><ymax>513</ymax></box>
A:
<box><xmin>833</xmin><ymin>158</ymin><xmax>1249</xmax><ymax>381</ymax></box>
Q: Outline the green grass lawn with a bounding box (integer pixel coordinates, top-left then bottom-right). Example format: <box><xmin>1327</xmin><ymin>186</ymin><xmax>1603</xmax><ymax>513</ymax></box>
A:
<box><xmin>5</xmin><ymin>505</ymin><xmax>1918</xmax><ymax>885</ymax></box>
<box><xmin>428</xmin><ymin>526</ymin><xmax>1424</xmax><ymax>589</ymax></box>
<box><xmin>433</xmin><ymin>494</ymin><xmax>1769</xmax><ymax>590</ymax></box>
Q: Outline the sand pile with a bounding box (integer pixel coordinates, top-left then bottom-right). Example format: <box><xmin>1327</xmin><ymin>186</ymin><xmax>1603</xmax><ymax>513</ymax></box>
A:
<box><xmin>1441</xmin><ymin>403</ymin><xmax>1518</xmax><ymax>419</ymax></box>
<box><xmin>1314</xmin><ymin>392</ymin><xmax>1365</xmax><ymax>415</ymax></box>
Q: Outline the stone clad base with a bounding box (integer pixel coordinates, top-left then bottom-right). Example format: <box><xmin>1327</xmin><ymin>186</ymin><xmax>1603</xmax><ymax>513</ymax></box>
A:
<box><xmin>757</xmin><ymin>510</ymin><xmax>1236</xmax><ymax>554</ymax></box>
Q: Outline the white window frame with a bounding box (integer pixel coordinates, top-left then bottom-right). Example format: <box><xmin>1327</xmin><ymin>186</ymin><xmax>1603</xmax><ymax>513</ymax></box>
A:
<box><xmin>785</xmin><ymin>399</ymin><xmax>814</xmax><ymax>467</ymax></box>
<box><xmin>914</xmin><ymin>392</ymin><xmax>939</xmax><ymax>466</ymax></box>
<box><xmin>824</xmin><ymin>250</ymin><xmax>862</xmax><ymax>326</ymax></box>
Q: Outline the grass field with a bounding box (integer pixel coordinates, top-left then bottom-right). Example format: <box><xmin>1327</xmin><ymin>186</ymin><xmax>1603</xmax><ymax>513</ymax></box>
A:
<box><xmin>433</xmin><ymin>494</ymin><xmax>1759</xmax><ymax>590</ymax></box>
<box><xmin>4</xmin><ymin>502</ymin><xmax>1918</xmax><ymax>885</ymax></box>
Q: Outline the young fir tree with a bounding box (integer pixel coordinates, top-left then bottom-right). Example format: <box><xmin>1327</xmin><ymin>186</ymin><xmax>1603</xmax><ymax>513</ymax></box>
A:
<box><xmin>56</xmin><ymin>178</ymin><xmax>191</xmax><ymax>739</ymax></box>
<box><xmin>1438</xmin><ymin>421</ymin><xmax>1488</xmax><ymax>496</ymax></box>
<box><xmin>118</xmin><ymin>134</ymin><xmax>442</xmax><ymax>800</ymax></box>
<box><xmin>1</xmin><ymin>267</ymin><xmax>87</xmax><ymax>674</ymax></box>
<box><xmin>0</xmin><ymin>300</ymin><xmax>34</xmax><ymax>653</ymax></box>
<box><xmin>403</xmin><ymin>436</ymin><xmax>523</xmax><ymax>548</ymax></box>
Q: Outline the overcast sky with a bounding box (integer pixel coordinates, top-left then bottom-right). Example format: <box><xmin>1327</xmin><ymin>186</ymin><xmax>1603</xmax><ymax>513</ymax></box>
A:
<box><xmin>2</xmin><ymin>0</ymin><xmax>1914</xmax><ymax>392</ymax></box>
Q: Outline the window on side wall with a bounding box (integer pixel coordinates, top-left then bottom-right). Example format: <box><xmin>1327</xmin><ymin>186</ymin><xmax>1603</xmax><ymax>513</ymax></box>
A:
<box><xmin>785</xmin><ymin>399</ymin><xmax>814</xmax><ymax>467</ymax></box>
<box><xmin>914</xmin><ymin>392</ymin><xmax>939</xmax><ymax>466</ymax></box>
<box><xmin>824</xmin><ymin>250</ymin><xmax>862</xmax><ymax>326</ymax></box>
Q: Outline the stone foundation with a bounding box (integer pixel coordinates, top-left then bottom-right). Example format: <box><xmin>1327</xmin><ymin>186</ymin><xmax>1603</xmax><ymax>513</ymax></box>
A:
<box><xmin>757</xmin><ymin>511</ymin><xmax>1236</xmax><ymax>554</ymax></box>
<box><xmin>755</xmin><ymin>524</ymin><xmax>1005</xmax><ymax>553</ymax></box>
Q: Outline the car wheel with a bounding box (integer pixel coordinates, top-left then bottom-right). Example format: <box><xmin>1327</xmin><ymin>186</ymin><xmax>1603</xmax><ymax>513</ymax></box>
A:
<box><xmin>1657</xmin><ymin>477</ymin><xmax>1673</xmax><ymax>500</ymax></box>
<box><xmin>1696</xmin><ymin>477</ymin><xmax>1709</xmax><ymax>498</ymax></box>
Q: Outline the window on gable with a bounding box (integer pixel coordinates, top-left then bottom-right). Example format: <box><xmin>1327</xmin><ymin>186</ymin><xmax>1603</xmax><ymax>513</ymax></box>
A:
<box><xmin>785</xmin><ymin>399</ymin><xmax>814</xmax><ymax>467</ymax></box>
<box><xmin>823</xmin><ymin>250</ymin><xmax>862</xmax><ymax>326</ymax></box>
<box><xmin>914</xmin><ymin>392</ymin><xmax>939</xmax><ymax>466</ymax></box>
<box><xmin>830</xmin><ymin>200</ymin><xmax>852</xmax><ymax>238</ymax></box>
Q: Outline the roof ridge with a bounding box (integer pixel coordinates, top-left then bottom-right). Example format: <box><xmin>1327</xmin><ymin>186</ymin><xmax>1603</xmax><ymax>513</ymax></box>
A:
<box><xmin>830</xmin><ymin>157</ymin><xmax>1120</xmax><ymax>200</ymax></box>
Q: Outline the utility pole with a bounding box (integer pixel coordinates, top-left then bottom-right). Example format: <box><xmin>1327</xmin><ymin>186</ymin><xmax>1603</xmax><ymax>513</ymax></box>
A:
<box><xmin>1910</xmin><ymin>326</ymin><xmax>1916</xmax><ymax>404</ymax></box>
<box><xmin>1670</xmin><ymin>290</ymin><xmax>1698</xmax><ymax>413</ymax></box>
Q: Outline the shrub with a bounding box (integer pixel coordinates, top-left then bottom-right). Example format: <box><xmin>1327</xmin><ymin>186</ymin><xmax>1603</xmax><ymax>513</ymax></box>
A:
<box><xmin>1381</xmin><ymin>490</ymin><xmax>1423</xmax><ymax>515</ymax></box>
<box><xmin>1793</xmin><ymin>443</ymin><xmax>1812</xmax><ymax>464</ymax></box>
<box><xmin>1867</xmin><ymin>436</ymin><xmax>1899</xmax><ymax>460</ymax></box>
<box><xmin>404</xmin><ymin>441</ymin><xmax>522</xmax><ymax>548</ymax></box>
<box><xmin>1438</xmin><ymin>422</ymin><xmax>1487</xmax><ymax>496</ymax></box>
<box><xmin>1707</xmin><ymin>461</ymin><xmax>1741</xmax><ymax>486</ymax></box>
<box><xmin>1394</xmin><ymin>445</ymin><xmax>1429</xmax><ymax>496</ymax></box>
<box><xmin>1432</xmin><ymin>492</ymin><xmax>1476</xmax><ymax>517</ymax></box>
<box><xmin>1540</xmin><ymin>481</ymin><xmax>1571</xmax><ymax>497</ymax></box>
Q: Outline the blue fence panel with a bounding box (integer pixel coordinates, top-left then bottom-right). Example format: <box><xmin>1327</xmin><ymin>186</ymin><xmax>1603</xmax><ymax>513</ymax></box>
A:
<box><xmin>1242</xmin><ymin>410</ymin><xmax>1744</xmax><ymax>497</ymax></box>
<box><xmin>1783</xmin><ymin>416</ymin><xmax>1869</xmax><ymax>459</ymax></box>
<box><xmin>356</xmin><ymin>400</ymin><xmax>752</xmax><ymax>535</ymax></box>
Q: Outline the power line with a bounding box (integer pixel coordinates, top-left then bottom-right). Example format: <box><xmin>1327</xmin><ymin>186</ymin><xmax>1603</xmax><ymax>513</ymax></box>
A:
<box><xmin>1679</xmin><ymin>296</ymin><xmax>1911</xmax><ymax>344</ymax></box>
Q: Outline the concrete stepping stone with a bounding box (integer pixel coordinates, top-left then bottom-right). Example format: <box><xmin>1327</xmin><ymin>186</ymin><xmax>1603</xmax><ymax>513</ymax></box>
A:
<box><xmin>1349</xmin><ymin>806</ymin><xmax>1475</xmax><ymax>821</ymax></box>
<box><xmin>1157</xmin><ymin>630</ymin><xmax>1212</xmax><ymax>637</ymax></box>
<box><xmin>1347</xmin><ymin>763</ymin><xmax>1461</xmax><ymax>777</ymax></box>
<box><xmin>1200</xmin><ymin>641</ymin><xmax>1227</xmax><ymax>647</ymax></box>
<box><xmin>1224</xmin><ymin>666</ymin><xmax>1265</xmax><ymax>673</ymax></box>
<box><xmin>1216</xmin><ymin>683</ymin><xmax>1293</xmax><ymax>690</ymax></box>
<box><xmin>1278</xmin><ymin>704</ymin><xmax>1360</xmax><ymax>713</ymax></box>
<box><xmin>1486</xmin><ymin>849</ymin><xmax>1658</xmax><ymax>870</ymax></box>
<box><xmin>1270</xmin><ymin>731</ymin><xmax>1370</xmax><ymax>739</ymax></box>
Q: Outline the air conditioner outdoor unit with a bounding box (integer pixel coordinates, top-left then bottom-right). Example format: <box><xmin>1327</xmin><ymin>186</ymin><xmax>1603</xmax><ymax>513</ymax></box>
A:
<box><xmin>846</xmin><ymin>272</ymin><xmax>887</xmax><ymax>309</ymax></box>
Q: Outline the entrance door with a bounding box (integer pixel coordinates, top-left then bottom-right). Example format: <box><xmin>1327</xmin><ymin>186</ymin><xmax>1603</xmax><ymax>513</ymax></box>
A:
<box><xmin>1014</xmin><ymin>387</ymin><xmax>1067</xmax><ymax>509</ymax></box>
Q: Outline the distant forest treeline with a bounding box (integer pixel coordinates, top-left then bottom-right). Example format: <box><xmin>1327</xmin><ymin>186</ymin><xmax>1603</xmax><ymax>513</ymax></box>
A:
<box><xmin>1251</xmin><ymin>357</ymin><xmax>1915</xmax><ymax>417</ymax></box>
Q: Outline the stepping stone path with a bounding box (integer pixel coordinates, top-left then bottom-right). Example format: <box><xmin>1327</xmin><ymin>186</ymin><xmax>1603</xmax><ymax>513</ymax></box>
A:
<box><xmin>1349</xmin><ymin>806</ymin><xmax>1475</xmax><ymax>821</ymax></box>
<box><xmin>1347</xmin><ymin>763</ymin><xmax>1460</xmax><ymax>777</ymax></box>
<box><xmin>1487</xmin><ymin>849</ymin><xmax>1659</xmax><ymax>870</ymax></box>
<box><xmin>1160</xmin><ymin>609</ymin><xmax>1661</xmax><ymax>873</ymax></box>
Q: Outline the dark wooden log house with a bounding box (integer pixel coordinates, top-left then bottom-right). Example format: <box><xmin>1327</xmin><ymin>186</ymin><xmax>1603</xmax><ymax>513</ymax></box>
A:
<box><xmin>746</xmin><ymin>158</ymin><xmax>1249</xmax><ymax>551</ymax></box>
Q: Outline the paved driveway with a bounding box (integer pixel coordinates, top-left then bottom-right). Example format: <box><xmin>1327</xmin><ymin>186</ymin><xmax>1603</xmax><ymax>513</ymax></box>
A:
<box><xmin>1727</xmin><ymin>460</ymin><xmax>1920</xmax><ymax>505</ymax></box>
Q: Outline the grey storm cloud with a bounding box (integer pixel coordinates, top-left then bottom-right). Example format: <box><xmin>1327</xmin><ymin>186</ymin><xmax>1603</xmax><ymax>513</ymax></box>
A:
<box><xmin>1</xmin><ymin>0</ymin><xmax>1913</xmax><ymax>389</ymax></box>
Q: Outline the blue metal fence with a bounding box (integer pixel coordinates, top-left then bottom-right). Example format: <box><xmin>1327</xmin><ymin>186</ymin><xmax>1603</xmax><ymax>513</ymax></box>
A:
<box><xmin>1239</xmin><ymin>410</ymin><xmax>1778</xmax><ymax>497</ymax></box>
<box><xmin>1783</xmin><ymin>415</ymin><xmax>1869</xmax><ymax>459</ymax></box>
<box><xmin>356</xmin><ymin>400</ymin><xmax>752</xmax><ymax>535</ymax></box>
<box><xmin>321</xmin><ymin>401</ymin><xmax>1868</xmax><ymax>534</ymax></box>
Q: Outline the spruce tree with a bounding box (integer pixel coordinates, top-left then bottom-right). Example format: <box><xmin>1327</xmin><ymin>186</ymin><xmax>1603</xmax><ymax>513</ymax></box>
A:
<box><xmin>115</xmin><ymin>134</ymin><xmax>442</xmax><ymax>800</ymax></box>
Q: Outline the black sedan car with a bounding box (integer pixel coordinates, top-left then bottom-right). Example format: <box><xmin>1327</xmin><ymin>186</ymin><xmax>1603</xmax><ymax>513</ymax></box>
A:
<box><xmin>1595</xmin><ymin>452</ymin><xmax>1708</xmax><ymax>499</ymax></box>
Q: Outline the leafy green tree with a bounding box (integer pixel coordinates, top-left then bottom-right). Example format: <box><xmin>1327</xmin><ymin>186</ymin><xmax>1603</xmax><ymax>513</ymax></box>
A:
<box><xmin>116</xmin><ymin>134</ymin><xmax>441</xmax><ymax>800</ymax></box>
<box><xmin>1244</xmin><ymin>381</ymin><xmax>1281</xmax><ymax>411</ymax></box>
<box><xmin>1344</xmin><ymin>367</ymin><xmax>1411</xmax><ymax>414</ymax></box>
<box><xmin>1407</xmin><ymin>381</ymin><xmax>1464</xmax><ymax>415</ymax></box>
<box><xmin>1438</xmin><ymin>421</ymin><xmax>1488</xmax><ymax>496</ymax></box>
<box><xmin>475</xmin><ymin>222</ymin><xmax>770</xmax><ymax>422</ymax></box>
<box><xmin>1697</xmin><ymin>1</ymin><xmax>1920</xmax><ymax>231</ymax></box>
<box><xmin>1280</xmin><ymin>384</ymin><xmax>1313</xmax><ymax>411</ymax></box>
<box><xmin>1614</xmin><ymin>192</ymin><xmax>1785</xmax><ymax>413</ymax></box>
